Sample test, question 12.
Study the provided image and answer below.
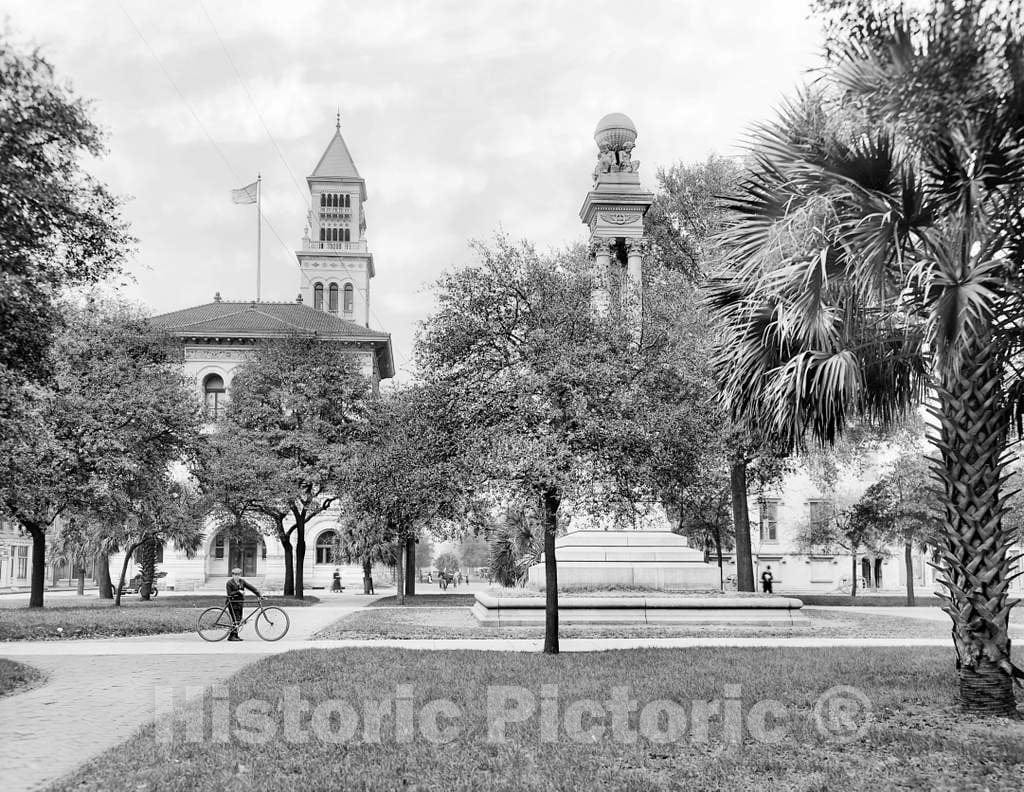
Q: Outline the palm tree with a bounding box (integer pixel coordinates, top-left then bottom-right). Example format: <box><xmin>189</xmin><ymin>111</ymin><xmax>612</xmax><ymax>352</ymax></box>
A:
<box><xmin>709</xmin><ymin>1</ymin><xmax>1024</xmax><ymax>714</ymax></box>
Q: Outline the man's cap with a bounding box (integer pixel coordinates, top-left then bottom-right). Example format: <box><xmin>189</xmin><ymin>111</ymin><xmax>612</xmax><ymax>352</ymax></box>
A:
<box><xmin>231</xmin><ymin>567</ymin><xmax>242</xmax><ymax>574</ymax></box>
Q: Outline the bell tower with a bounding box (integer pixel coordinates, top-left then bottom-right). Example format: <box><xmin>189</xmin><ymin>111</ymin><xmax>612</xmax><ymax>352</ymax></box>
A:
<box><xmin>579</xmin><ymin>113</ymin><xmax>654</xmax><ymax>341</ymax></box>
<box><xmin>297</xmin><ymin>114</ymin><xmax>374</xmax><ymax>326</ymax></box>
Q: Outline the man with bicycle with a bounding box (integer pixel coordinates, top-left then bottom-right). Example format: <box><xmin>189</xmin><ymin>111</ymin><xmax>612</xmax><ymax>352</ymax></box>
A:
<box><xmin>226</xmin><ymin>567</ymin><xmax>262</xmax><ymax>641</ymax></box>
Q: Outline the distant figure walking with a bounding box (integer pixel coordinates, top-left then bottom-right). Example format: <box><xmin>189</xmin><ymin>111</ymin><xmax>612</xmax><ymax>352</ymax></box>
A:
<box><xmin>331</xmin><ymin>569</ymin><xmax>343</xmax><ymax>593</ymax></box>
<box><xmin>761</xmin><ymin>566</ymin><xmax>774</xmax><ymax>594</ymax></box>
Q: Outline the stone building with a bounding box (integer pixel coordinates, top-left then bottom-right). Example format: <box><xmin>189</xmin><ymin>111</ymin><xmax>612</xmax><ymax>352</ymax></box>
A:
<box><xmin>112</xmin><ymin>120</ymin><xmax>394</xmax><ymax>593</ymax></box>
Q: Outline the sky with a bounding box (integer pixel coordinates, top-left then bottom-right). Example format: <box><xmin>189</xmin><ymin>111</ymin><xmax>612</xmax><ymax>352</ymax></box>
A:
<box><xmin>4</xmin><ymin>0</ymin><xmax>823</xmax><ymax>381</ymax></box>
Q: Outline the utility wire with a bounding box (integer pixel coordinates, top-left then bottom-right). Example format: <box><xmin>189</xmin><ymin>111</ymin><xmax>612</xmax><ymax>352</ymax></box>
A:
<box><xmin>120</xmin><ymin>1</ymin><xmax>411</xmax><ymax>373</ymax></box>
<box><xmin>197</xmin><ymin>0</ymin><xmax>311</xmax><ymax>211</ymax></box>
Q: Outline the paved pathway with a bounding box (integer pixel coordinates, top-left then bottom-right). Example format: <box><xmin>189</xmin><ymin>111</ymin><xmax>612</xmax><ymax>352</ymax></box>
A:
<box><xmin>0</xmin><ymin>594</ymin><xmax>377</xmax><ymax>792</ymax></box>
<box><xmin>0</xmin><ymin>596</ymin><xmax>1001</xmax><ymax>791</ymax></box>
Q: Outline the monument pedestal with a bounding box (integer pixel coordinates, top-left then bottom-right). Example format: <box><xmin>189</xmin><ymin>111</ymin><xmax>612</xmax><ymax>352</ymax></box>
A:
<box><xmin>526</xmin><ymin>530</ymin><xmax>721</xmax><ymax>590</ymax></box>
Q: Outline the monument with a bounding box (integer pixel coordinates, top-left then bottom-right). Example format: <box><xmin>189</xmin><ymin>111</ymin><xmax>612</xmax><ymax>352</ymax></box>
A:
<box><xmin>472</xmin><ymin>114</ymin><xmax>807</xmax><ymax>627</ymax></box>
<box><xmin>523</xmin><ymin>113</ymin><xmax>719</xmax><ymax>593</ymax></box>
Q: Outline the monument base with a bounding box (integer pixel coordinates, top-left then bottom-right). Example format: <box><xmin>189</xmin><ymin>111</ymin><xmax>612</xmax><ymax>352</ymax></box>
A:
<box><xmin>525</xmin><ymin>529</ymin><xmax>721</xmax><ymax>590</ymax></box>
<box><xmin>472</xmin><ymin>592</ymin><xmax>808</xmax><ymax>626</ymax></box>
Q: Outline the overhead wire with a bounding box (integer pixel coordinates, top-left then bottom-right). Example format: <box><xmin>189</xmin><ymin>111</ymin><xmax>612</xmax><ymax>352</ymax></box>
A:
<box><xmin>196</xmin><ymin>0</ymin><xmax>311</xmax><ymax>211</ymax></box>
<box><xmin>119</xmin><ymin>2</ymin><xmax>413</xmax><ymax>374</ymax></box>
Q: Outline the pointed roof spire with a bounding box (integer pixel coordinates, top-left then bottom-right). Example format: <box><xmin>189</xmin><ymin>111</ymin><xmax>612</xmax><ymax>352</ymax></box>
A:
<box><xmin>310</xmin><ymin>114</ymin><xmax>361</xmax><ymax>180</ymax></box>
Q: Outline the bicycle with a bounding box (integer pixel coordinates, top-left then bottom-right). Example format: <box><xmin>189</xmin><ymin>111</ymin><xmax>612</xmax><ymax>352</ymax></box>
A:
<box><xmin>196</xmin><ymin>597</ymin><xmax>290</xmax><ymax>642</ymax></box>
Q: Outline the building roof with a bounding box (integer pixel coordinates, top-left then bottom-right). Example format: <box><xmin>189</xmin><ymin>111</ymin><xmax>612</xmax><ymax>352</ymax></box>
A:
<box><xmin>310</xmin><ymin>127</ymin><xmax>361</xmax><ymax>180</ymax></box>
<box><xmin>150</xmin><ymin>301</ymin><xmax>394</xmax><ymax>378</ymax></box>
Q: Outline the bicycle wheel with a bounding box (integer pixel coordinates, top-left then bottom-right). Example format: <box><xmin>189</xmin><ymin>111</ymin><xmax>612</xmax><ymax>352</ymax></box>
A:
<box><xmin>197</xmin><ymin>607</ymin><xmax>232</xmax><ymax>642</ymax></box>
<box><xmin>254</xmin><ymin>606</ymin><xmax>290</xmax><ymax>641</ymax></box>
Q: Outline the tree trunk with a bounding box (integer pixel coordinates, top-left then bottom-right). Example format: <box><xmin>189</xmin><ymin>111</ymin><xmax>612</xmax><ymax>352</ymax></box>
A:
<box><xmin>542</xmin><ymin>486</ymin><xmax>561</xmax><ymax>655</ymax></box>
<box><xmin>139</xmin><ymin>538</ymin><xmax>156</xmax><ymax>601</ymax></box>
<box><xmin>405</xmin><ymin>536</ymin><xmax>416</xmax><ymax>596</ymax></box>
<box><xmin>294</xmin><ymin>518</ymin><xmax>305</xmax><ymax>600</ymax></box>
<box><xmin>26</xmin><ymin>524</ymin><xmax>46</xmax><ymax>608</ymax></box>
<box><xmin>114</xmin><ymin>543</ymin><xmax>140</xmax><ymax>607</ymax></box>
<box><xmin>363</xmin><ymin>558</ymin><xmax>373</xmax><ymax>594</ymax></box>
<box><xmin>904</xmin><ymin>542</ymin><xmax>916</xmax><ymax>607</ymax></box>
<box><xmin>714</xmin><ymin>531</ymin><xmax>724</xmax><ymax>591</ymax></box>
<box><xmin>395</xmin><ymin>537</ymin><xmax>406</xmax><ymax>606</ymax></box>
<box><xmin>729</xmin><ymin>456</ymin><xmax>755</xmax><ymax>592</ymax></box>
<box><xmin>851</xmin><ymin>553</ymin><xmax>858</xmax><ymax>598</ymax></box>
<box><xmin>276</xmin><ymin>523</ymin><xmax>295</xmax><ymax>597</ymax></box>
<box><xmin>933</xmin><ymin>336</ymin><xmax>1021</xmax><ymax>715</ymax></box>
<box><xmin>76</xmin><ymin>565</ymin><xmax>85</xmax><ymax>596</ymax></box>
<box><xmin>97</xmin><ymin>552</ymin><xmax>113</xmax><ymax>599</ymax></box>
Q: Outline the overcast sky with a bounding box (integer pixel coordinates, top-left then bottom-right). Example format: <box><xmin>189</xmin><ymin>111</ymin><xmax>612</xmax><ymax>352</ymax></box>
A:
<box><xmin>5</xmin><ymin>0</ymin><xmax>822</xmax><ymax>380</ymax></box>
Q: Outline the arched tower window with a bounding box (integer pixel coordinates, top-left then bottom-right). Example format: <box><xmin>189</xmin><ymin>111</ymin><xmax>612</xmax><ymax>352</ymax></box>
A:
<box><xmin>314</xmin><ymin>282</ymin><xmax>324</xmax><ymax>310</ymax></box>
<box><xmin>344</xmin><ymin>194</ymin><xmax>351</xmax><ymax>208</ymax></box>
<box><xmin>343</xmin><ymin>284</ymin><xmax>354</xmax><ymax>314</ymax></box>
<box><xmin>328</xmin><ymin>283</ymin><xmax>339</xmax><ymax>313</ymax></box>
<box><xmin>203</xmin><ymin>373</ymin><xmax>226</xmax><ymax>418</ymax></box>
<box><xmin>315</xmin><ymin>530</ymin><xmax>337</xmax><ymax>564</ymax></box>
<box><xmin>320</xmin><ymin>193</ymin><xmax>326</xmax><ymax>206</ymax></box>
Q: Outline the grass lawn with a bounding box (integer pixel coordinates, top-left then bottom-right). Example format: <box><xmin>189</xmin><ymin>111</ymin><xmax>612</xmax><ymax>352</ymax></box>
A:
<box><xmin>0</xmin><ymin>658</ymin><xmax>43</xmax><ymax>696</ymax></box>
<box><xmin>796</xmin><ymin>594</ymin><xmax>943</xmax><ymax>607</ymax></box>
<box><xmin>49</xmin><ymin>646</ymin><xmax>1024</xmax><ymax>792</ymax></box>
<box><xmin>373</xmin><ymin>592</ymin><xmax>948</xmax><ymax>608</ymax></box>
<box><xmin>317</xmin><ymin>602</ymin><xmax>1024</xmax><ymax>641</ymax></box>
<box><xmin>0</xmin><ymin>595</ymin><xmax>318</xmax><ymax>641</ymax></box>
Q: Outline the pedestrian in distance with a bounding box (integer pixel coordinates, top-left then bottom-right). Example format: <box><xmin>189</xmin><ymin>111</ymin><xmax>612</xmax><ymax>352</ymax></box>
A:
<box><xmin>226</xmin><ymin>567</ymin><xmax>261</xmax><ymax>641</ymax></box>
<box><xmin>761</xmin><ymin>566</ymin><xmax>774</xmax><ymax>594</ymax></box>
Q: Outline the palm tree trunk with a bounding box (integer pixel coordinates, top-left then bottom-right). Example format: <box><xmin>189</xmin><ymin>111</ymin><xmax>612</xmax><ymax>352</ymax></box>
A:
<box><xmin>934</xmin><ymin>338</ymin><xmax>1021</xmax><ymax>715</ymax></box>
<box><xmin>114</xmin><ymin>543</ymin><xmax>140</xmax><ymax>607</ymax></box>
<box><xmin>542</xmin><ymin>485</ymin><xmax>561</xmax><ymax>655</ymax></box>
<box><xmin>97</xmin><ymin>552</ymin><xmax>113</xmax><ymax>599</ymax></box>
<box><xmin>730</xmin><ymin>455</ymin><xmax>755</xmax><ymax>592</ymax></box>
<box><xmin>904</xmin><ymin>542</ymin><xmax>916</xmax><ymax>607</ymax></box>
<box><xmin>76</xmin><ymin>565</ymin><xmax>85</xmax><ymax>596</ymax></box>
<box><xmin>139</xmin><ymin>538</ymin><xmax>156</xmax><ymax>601</ymax></box>
<box><xmin>851</xmin><ymin>553</ymin><xmax>858</xmax><ymax>598</ymax></box>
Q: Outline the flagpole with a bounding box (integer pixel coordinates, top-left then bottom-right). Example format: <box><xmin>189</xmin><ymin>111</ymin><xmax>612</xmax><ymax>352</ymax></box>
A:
<box><xmin>256</xmin><ymin>173</ymin><xmax>262</xmax><ymax>302</ymax></box>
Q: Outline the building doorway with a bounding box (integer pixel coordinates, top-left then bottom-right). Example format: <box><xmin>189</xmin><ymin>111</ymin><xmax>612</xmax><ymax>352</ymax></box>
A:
<box><xmin>861</xmin><ymin>557</ymin><xmax>872</xmax><ymax>588</ymax></box>
<box><xmin>229</xmin><ymin>542</ymin><xmax>259</xmax><ymax>576</ymax></box>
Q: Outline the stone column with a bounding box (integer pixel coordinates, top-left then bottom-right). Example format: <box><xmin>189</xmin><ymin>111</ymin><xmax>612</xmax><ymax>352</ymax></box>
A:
<box><xmin>590</xmin><ymin>236</ymin><xmax>613</xmax><ymax>317</ymax></box>
<box><xmin>623</xmin><ymin>238</ymin><xmax>647</xmax><ymax>341</ymax></box>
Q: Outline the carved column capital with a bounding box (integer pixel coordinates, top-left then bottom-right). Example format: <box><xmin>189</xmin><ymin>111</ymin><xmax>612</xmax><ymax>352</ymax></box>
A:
<box><xmin>623</xmin><ymin>237</ymin><xmax>650</xmax><ymax>256</ymax></box>
<box><xmin>589</xmin><ymin>236</ymin><xmax>616</xmax><ymax>258</ymax></box>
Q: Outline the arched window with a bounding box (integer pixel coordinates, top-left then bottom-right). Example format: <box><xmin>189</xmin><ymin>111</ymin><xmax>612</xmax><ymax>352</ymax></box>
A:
<box><xmin>320</xmin><ymin>193</ymin><xmax>326</xmax><ymax>206</ymax></box>
<box><xmin>343</xmin><ymin>284</ymin><xmax>354</xmax><ymax>314</ymax></box>
<box><xmin>315</xmin><ymin>531</ymin><xmax>337</xmax><ymax>564</ymax></box>
<box><xmin>319</xmin><ymin>227</ymin><xmax>325</xmax><ymax>241</ymax></box>
<box><xmin>203</xmin><ymin>373</ymin><xmax>226</xmax><ymax>418</ymax></box>
<box><xmin>343</xmin><ymin>227</ymin><xmax>351</xmax><ymax>242</ymax></box>
<box><xmin>344</xmin><ymin>194</ymin><xmax>351</xmax><ymax>208</ymax></box>
<box><xmin>313</xmin><ymin>282</ymin><xmax>324</xmax><ymax>310</ymax></box>
<box><xmin>332</xmin><ymin>194</ymin><xmax>339</xmax><ymax>208</ymax></box>
<box><xmin>328</xmin><ymin>283</ymin><xmax>339</xmax><ymax>313</ymax></box>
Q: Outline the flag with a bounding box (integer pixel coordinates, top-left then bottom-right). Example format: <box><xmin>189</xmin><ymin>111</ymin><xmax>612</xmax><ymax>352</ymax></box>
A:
<box><xmin>231</xmin><ymin>181</ymin><xmax>259</xmax><ymax>204</ymax></box>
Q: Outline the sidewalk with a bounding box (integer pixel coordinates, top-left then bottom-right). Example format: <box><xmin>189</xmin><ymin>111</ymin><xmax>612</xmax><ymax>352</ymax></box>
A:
<box><xmin>0</xmin><ymin>593</ymin><xmax>381</xmax><ymax>792</ymax></box>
